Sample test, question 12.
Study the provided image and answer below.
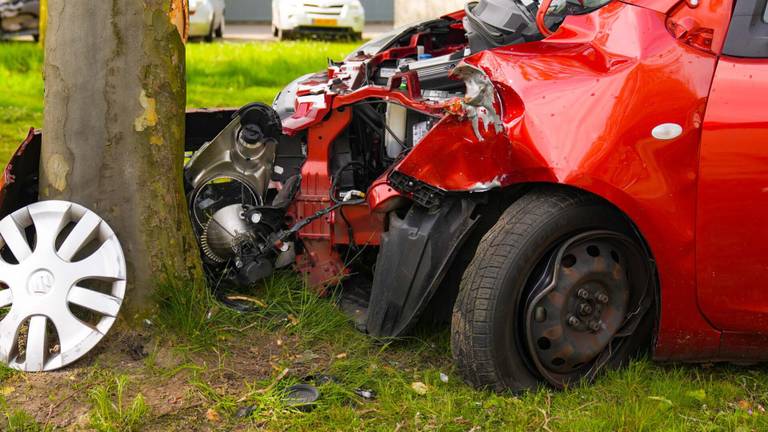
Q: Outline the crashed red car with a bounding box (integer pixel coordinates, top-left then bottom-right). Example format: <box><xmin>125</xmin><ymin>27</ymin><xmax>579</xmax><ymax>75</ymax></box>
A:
<box><xmin>1</xmin><ymin>0</ymin><xmax>763</xmax><ymax>391</ymax></box>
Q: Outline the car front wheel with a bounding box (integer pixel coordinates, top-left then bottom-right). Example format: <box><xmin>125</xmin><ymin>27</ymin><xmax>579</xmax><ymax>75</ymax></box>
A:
<box><xmin>451</xmin><ymin>187</ymin><xmax>655</xmax><ymax>392</ymax></box>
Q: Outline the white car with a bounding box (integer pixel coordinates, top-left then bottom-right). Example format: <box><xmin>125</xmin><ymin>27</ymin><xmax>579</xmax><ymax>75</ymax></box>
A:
<box><xmin>272</xmin><ymin>0</ymin><xmax>365</xmax><ymax>41</ymax></box>
<box><xmin>189</xmin><ymin>0</ymin><xmax>225</xmax><ymax>41</ymax></box>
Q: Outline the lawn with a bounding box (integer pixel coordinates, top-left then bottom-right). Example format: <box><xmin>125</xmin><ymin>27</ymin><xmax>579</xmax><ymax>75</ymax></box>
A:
<box><xmin>2</xmin><ymin>40</ymin><xmax>768</xmax><ymax>431</ymax></box>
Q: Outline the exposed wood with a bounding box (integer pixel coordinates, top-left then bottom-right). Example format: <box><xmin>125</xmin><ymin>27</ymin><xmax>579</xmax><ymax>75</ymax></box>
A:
<box><xmin>40</xmin><ymin>0</ymin><xmax>203</xmax><ymax>318</ymax></box>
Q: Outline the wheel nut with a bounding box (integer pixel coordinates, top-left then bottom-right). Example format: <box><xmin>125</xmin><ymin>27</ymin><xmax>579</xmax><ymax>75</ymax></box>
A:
<box><xmin>589</xmin><ymin>321</ymin><xmax>602</xmax><ymax>332</ymax></box>
<box><xmin>578</xmin><ymin>303</ymin><xmax>593</xmax><ymax>315</ymax></box>
<box><xmin>577</xmin><ymin>289</ymin><xmax>590</xmax><ymax>299</ymax></box>
<box><xmin>567</xmin><ymin>315</ymin><xmax>581</xmax><ymax>327</ymax></box>
<box><xmin>596</xmin><ymin>293</ymin><xmax>609</xmax><ymax>304</ymax></box>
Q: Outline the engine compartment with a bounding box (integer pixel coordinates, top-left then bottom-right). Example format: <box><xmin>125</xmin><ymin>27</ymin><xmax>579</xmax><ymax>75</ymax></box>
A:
<box><xmin>182</xmin><ymin>4</ymin><xmax>556</xmax><ymax>331</ymax></box>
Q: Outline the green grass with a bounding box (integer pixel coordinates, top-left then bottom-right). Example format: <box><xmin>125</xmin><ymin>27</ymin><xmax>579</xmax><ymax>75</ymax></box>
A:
<box><xmin>0</xmin><ymin>40</ymin><xmax>357</xmax><ymax>165</ymax></box>
<box><xmin>88</xmin><ymin>375</ymin><xmax>150</xmax><ymax>432</ymax></box>
<box><xmin>4</xmin><ymin>39</ymin><xmax>768</xmax><ymax>430</ymax></box>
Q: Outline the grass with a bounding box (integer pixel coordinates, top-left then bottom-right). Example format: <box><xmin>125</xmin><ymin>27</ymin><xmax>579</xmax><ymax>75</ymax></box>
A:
<box><xmin>3</xmin><ymin>39</ymin><xmax>768</xmax><ymax>430</ymax></box>
<box><xmin>88</xmin><ymin>375</ymin><xmax>150</xmax><ymax>432</ymax></box>
<box><xmin>0</xmin><ymin>40</ymin><xmax>357</xmax><ymax>165</ymax></box>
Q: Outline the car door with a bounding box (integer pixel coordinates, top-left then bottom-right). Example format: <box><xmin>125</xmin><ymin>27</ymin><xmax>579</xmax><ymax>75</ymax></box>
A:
<box><xmin>697</xmin><ymin>0</ymin><xmax>768</xmax><ymax>343</ymax></box>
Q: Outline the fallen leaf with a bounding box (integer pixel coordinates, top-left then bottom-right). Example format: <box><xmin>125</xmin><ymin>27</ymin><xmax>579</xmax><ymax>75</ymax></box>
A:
<box><xmin>205</xmin><ymin>408</ymin><xmax>221</xmax><ymax>422</ymax></box>
<box><xmin>738</xmin><ymin>400</ymin><xmax>751</xmax><ymax>411</ymax></box>
<box><xmin>335</xmin><ymin>352</ymin><xmax>348</xmax><ymax>359</ymax></box>
<box><xmin>0</xmin><ymin>386</ymin><xmax>14</xmax><ymax>396</ymax></box>
<box><xmin>287</xmin><ymin>314</ymin><xmax>299</xmax><ymax>325</ymax></box>
<box><xmin>276</xmin><ymin>339</ymin><xmax>283</xmax><ymax>347</ymax></box>
<box><xmin>411</xmin><ymin>382</ymin><xmax>428</xmax><ymax>395</ymax></box>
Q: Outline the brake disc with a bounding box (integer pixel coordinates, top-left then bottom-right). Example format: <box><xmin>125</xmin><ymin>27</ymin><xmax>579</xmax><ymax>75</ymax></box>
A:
<box><xmin>0</xmin><ymin>201</ymin><xmax>126</xmax><ymax>371</ymax></box>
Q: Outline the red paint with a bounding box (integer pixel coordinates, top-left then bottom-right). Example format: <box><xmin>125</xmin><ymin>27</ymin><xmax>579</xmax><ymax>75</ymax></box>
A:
<box><xmin>697</xmin><ymin>58</ymin><xmax>768</xmax><ymax>350</ymax></box>
<box><xmin>537</xmin><ymin>0</ymin><xmax>555</xmax><ymax>36</ymax></box>
<box><xmin>395</xmin><ymin>1</ymin><xmax>727</xmax><ymax>359</ymax></box>
<box><xmin>292</xmin><ymin>108</ymin><xmax>352</xmax><ymax>289</ymax></box>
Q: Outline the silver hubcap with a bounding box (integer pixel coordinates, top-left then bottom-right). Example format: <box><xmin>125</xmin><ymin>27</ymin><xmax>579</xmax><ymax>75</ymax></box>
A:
<box><xmin>0</xmin><ymin>201</ymin><xmax>126</xmax><ymax>371</ymax></box>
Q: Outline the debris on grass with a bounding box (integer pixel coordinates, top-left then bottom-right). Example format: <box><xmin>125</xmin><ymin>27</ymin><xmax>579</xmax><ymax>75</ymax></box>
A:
<box><xmin>440</xmin><ymin>372</ymin><xmax>449</xmax><ymax>383</ymax></box>
<box><xmin>411</xmin><ymin>382</ymin><xmax>428</xmax><ymax>395</ymax></box>
<box><xmin>235</xmin><ymin>405</ymin><xmax>256</xmax><ymax>418</ymax></box>
<box><xmin>205</xmin><ymin>407</ymin><xmax>221</xmax><ymax>422</ymax></box>
<box><xmin>284</xmin><ymin>384</ymin><xmax>320</xmax><ymax>411</ymax></box>
<box><xmin>354</xmin><ymin>388</ymin><xmax>376</xmax><ymax>400</ymax></box>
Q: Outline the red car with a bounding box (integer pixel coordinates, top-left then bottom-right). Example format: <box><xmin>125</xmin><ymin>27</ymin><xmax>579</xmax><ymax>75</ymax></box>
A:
<box><xmin>1</xmin><ymin>0</ymin><xmax>763</xmax><ymax>391</ymax></box>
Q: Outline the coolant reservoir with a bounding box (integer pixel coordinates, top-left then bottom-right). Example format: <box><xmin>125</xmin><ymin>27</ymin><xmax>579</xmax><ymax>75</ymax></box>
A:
<box><xmin>385</xmin><ymin>103</ymin><xmax>407</xmax><ymax>159</ymax></box>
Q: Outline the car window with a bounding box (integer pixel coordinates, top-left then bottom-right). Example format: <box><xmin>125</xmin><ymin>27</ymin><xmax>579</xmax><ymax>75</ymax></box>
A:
<box><xmin>764</xmin><ymin>1</ymin><xmax>768</xmax><ymax>22</ymax></box>
<box><xmin>724</xmin><ymin>0</ymin><xmax>768</xmax><ymax>58</ymax></box>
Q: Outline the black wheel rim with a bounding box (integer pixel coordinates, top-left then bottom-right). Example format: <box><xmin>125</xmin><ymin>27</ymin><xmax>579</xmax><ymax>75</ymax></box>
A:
<box><xmin>523</xmin><ymin>230</ymin><xmax>652</xmax><ymax>388</ymax></box>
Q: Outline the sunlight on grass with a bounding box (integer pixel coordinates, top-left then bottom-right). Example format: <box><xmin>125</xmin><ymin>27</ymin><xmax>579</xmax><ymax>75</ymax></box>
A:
<box><xmin>0</xmin><ymin>40</ymin><xmax>357</xmax><ymax>166</ymax></box>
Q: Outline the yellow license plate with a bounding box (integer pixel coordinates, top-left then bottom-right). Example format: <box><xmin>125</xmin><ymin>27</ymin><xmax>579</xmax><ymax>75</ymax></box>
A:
<box><xmin>313</xmin><ymin>18</ymin><xmax>338</xmax><ymax>26</ymax></box>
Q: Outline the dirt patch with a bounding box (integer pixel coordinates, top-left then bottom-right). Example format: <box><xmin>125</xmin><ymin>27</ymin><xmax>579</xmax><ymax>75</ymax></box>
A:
<box><xmin>1</xmin><ymin>326</ymin><xmax>339</xmax><ymax>429</ymax></box>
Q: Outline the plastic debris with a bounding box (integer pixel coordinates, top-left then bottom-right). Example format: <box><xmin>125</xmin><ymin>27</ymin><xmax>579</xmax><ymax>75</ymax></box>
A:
<box><xmin>285</xmin><ymin>384</ymin><xmax>320</xmax><ymax>411</ymax></box>
<box><xmin>354</xmin><ymin>388</ymin><xmax>376</xmax><ymax>400</ymax></box>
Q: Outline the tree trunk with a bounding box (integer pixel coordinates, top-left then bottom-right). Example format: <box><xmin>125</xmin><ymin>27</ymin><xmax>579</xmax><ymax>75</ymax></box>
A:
<box><xmin>40</xmin><ymin>0</ymin><xmax>203</xmax><ymax>319</ymax></box>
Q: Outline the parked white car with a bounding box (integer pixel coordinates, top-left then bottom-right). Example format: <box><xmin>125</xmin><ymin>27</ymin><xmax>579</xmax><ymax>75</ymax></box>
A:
<box><xmin>189</xmin><ymin>0</ymin><xmax>225</xmax><ymax>41</ymax></box>
<box><xmin>272</xmin><ymin>0</ymin><xmax>365</xmax><ymax>40</ymax></box>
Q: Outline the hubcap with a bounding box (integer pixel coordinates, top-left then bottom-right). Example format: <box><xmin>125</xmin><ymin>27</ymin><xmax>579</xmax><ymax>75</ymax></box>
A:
<box><xmin>0</xmin><ymin>201</ymin><xmax>126</xmax><ymax>371</ymax></box>
<box><xmin>525</xmin><ymin>232</ymin><xmax>640</xmax><ymax>386</ymax></box>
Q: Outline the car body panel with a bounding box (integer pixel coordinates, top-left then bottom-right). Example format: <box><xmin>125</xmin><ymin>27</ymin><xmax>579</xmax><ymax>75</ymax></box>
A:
<box><xmin>697</xmin><ymin>57</ymin><xmax>768</xmax><ymax>340</ymax></box>
<box><xmin>0</xmin><ymin>0</ymin><xmax>39</xmax><ymax>39</ymax></box>
<box><xmin>189</xmin><ymin>0</ymin><xmax>224</xmax><ymax>38</ymax></box>
<box><xmin>272</xmin><ymin>0</ymin><xmax>365</xmax><ymax>34</ymax></box>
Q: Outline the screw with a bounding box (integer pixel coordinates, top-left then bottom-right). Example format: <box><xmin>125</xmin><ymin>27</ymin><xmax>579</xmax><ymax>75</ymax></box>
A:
<box><xmin>567</xmin><ymin>315</ymin><xmax>581</xmax><ymax>327</ymax></box>
<box><xmin>596</xmin><ymin>293</ymin><xmax>609</xmax><ymax>304</ymax></box>
<box><xmin>589</xmin><ymin>321</ymin><xmax>602</xmax><ymax>332</ymax></box>
<box><xmin>577</xmin><ymin>289</ymin><xmax>590</xmax><ymax>299</ymax></box>
<box><xmin>578</xmin><ymin>303</ymin><xmax>593</xmax><ymax>316</ymax></box>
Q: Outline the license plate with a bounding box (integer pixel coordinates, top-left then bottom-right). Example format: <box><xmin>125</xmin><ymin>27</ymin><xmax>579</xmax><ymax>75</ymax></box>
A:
<box><xmin>313</xmin><ymin>18</ymin><xmax>338</xmax><ymax>26</ymax></box>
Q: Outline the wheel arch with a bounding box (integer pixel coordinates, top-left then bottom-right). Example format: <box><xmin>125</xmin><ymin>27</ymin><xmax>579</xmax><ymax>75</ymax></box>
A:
<box><xmin>421</xmin><ymin>181</ymin><xmax>661</xmax><ymax>341</ymax></box>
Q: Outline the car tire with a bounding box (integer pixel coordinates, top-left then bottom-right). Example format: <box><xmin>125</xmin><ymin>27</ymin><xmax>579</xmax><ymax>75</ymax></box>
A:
<box><xmin>351</xmin><ymin>32</ymin><xmax>363</xmax><ymax>41</ymax></box>
<box><xmin>277</xmin><ymin>28</ymin><xmax>292</xmax><ymax>41</ymax></box>
<box><xmin>215</xmin><ymin>16</ymin><xmax>224</xmax><ymax>39</ymax></box>
<box><xmin>451</xmin><ymin>186</ymin><xmax>655</xmax><ymax>392</ymax></box>
<box><xmin>204</xmin><ymin>24</ymin><xmax>214</xmax><ymax>43</ymax></box>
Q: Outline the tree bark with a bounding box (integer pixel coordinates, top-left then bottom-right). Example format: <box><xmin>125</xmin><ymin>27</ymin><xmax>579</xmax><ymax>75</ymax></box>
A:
<box><xmin>40</xmin><ymin>0</ymin><xmax>203</xmax><ymax>319</ymax></box>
